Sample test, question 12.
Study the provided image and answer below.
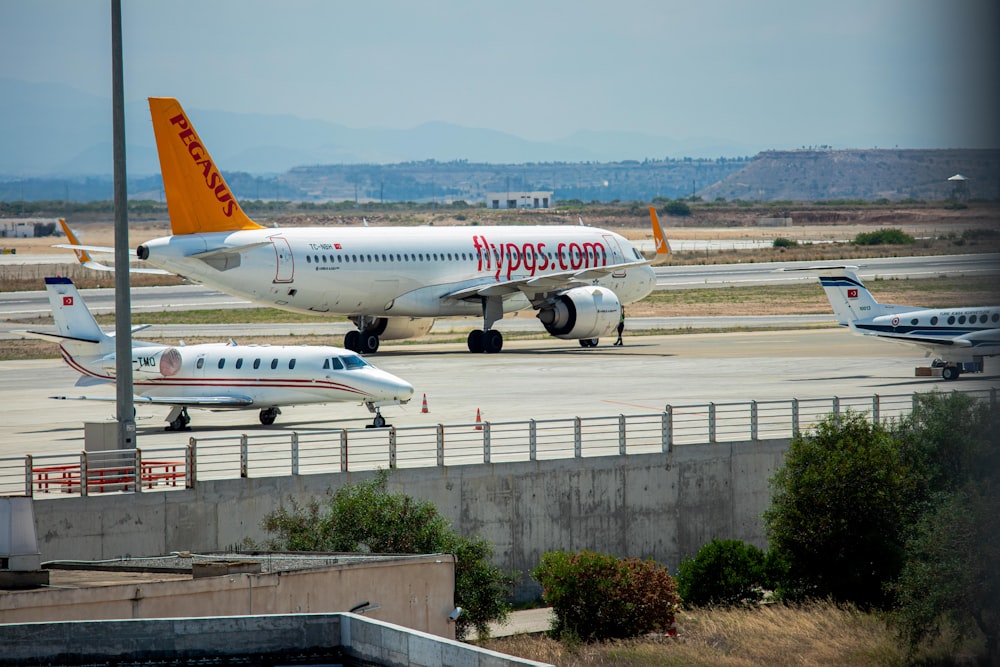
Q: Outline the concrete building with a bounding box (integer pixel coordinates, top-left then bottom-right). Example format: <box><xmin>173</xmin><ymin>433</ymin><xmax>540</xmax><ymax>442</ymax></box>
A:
<box><xmin>0</xmin><ymin>552</ymin><xmax>459</xmax><ymax>638</ymax></box>
<box><xmin>486</xmin><ymin>191</ymin><xmax>552</xmax><ymax>209</ymax></box>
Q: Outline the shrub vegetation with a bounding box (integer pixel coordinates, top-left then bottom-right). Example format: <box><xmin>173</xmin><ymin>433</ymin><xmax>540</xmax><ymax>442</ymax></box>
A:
<box><xmin>258</xmin><ymin>470</ymin><xmax>513</xmax><ymax>640</ymax></box>
<box><xmin>852</xmin><ymin>228</ymin><xmax>914</xmax><ymax>245</ymax></box>
<box><xmin>533</xmin><ymin>550</ymin><xmax>680</xmax><ymax>641</ymax></box>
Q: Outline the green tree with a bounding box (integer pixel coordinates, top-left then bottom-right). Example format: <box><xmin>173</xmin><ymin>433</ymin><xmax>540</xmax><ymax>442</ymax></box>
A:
<box><xmin>533</xmin><ymin>550</ymin><xmax>680</xmax><ymax>641</ymax></box>
<box><xmin>892</xmin><ymin>392</ymin><xmax>1000</xmax><ymax>661</ymax></box>
<box><xmin>763</xmin><ymin>410</ymin><xmax>922</xmax><ymax>608</ymax></box>
<box><xmin>261</xmin><ymin>470</ymin><xmax>512</xmax><ymax>640</ymax></box>
<box><xmin>676</xmin><ymin>538</ymin><xmax>774</xmax><ymax>607</ymax></box>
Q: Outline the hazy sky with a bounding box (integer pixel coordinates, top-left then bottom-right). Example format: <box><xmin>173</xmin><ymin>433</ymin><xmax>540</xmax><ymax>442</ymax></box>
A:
<box><xmin>2</xmin><ymin>0</ymin><xmax>997</xmax><ymax>151</ymax></box>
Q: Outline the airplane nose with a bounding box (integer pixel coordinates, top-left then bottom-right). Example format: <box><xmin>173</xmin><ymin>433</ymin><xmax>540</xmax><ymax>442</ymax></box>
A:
<box><xmin>382</xmin><ymin>373</ymin><xmax>415</xmax><ymax>403</ymax></box>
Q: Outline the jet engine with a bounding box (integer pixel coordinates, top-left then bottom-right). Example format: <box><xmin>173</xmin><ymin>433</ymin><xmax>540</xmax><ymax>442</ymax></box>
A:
<box><xmin>357</xmin><ymin>317</ymin><xmax>434</xmax><ymax>341</ymax></box>
<box><xmin>130</xmin><ymin>347</ymin><xmax>184</xmax><ymax>378</ymax></box>
<box><xmin>536</xmin><ymin>286</ymin><xmax>621</xmax><ymax>340</ymax></box>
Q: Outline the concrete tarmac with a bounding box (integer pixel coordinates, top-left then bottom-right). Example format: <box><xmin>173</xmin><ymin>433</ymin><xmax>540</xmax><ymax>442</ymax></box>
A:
<box><xmin>2</xmin><ymin>329</ymin><xmax>996</xmax><ymax>460</ymax></box>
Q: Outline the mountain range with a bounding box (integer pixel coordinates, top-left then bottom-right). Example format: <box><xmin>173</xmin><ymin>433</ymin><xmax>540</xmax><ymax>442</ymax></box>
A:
<box><xmin>0</xmin><ymin>79</ymin><xmax>757</xmax><ymax>178</ymax></box>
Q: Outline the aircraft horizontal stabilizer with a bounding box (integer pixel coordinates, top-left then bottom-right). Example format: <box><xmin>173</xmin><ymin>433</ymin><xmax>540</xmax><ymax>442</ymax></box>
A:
<box><xmin>19</xmin><ymin>330</ymin><xmax>102</xmax><ymax>345</ymax></box>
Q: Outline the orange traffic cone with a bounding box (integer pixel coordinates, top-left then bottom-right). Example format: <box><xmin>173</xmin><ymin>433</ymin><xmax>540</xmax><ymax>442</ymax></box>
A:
<box><xmin>474</xmin><ymin>408</ymin><xmax>483</xmax><ymax>430</ymax></box>
<box><xmin>421</xmin><ymin>393</ymin><xmax>429</xmax><ymax>413</ymax></box>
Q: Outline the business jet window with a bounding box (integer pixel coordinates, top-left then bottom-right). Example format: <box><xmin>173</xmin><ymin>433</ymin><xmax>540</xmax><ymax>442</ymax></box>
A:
<box><xmin>236</xmin><ymin>358</ymin><xmax>244</xmax><ymax>369</ymax></box>
<box><xmin>323</xmin><ymin>357</ymin><xmax>345</xmax><ymax>370</ymax></box>
<box><xmin>253</xmin><ymin>359</ymin><xmax>261</xmax><ymax>369</ymax></box>
<box><xmin>218</xmin><ymin>359</ymin><xmax>225</xmax><ymax>369</ymax></box>
<box><xmin>288</xmin><ymin>359</ymin><xmax>296</xmax><ymax>370</ymax></box>
<box><xmin>993</xmin><ymin>314</ymin><xmax>999</xmax><ymax>323</ymax></box>
<box><xmin>270</xmin><ymin>359</ymin><xmax>279</xmax><ymax>369</ymax></box>
<box><xmin>930</xmin><ymin>316</ymin><xmax>938</xmax><ymax>325</ymax></box>
<box><xmin>196</xmin><ymin>358</ymin><xmax>204</xmax><ymax>369</ymax></box>
<box><xmin>910</xmin><ymin>318</ymin><xmax>918</xmax><ymax>325</ymax></box>
<box><xmin>948</xmin><ymin>316</ymin><xmax>956</xmax><ymax>325</ymax></box>
<box><xmin>958</xmin><ymin>315</ymin><xmax>966</xmax><ymax>324</ymax></box>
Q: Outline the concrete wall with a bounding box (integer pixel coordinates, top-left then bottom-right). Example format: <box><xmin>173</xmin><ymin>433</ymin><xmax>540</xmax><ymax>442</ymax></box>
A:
<box><xmin>31</xmin><ymin>439</ymin><xmax>789</xmax><ymax>601</ymax></box>
<box><xmin>0</xmin><ymin>556</ymin><xmax>457</xmax><ymax>637</ymax></box>
<box><xmin>0</xmin><ymin>613</ymin><xmax>553</xmax><ymax>667</ymax></box>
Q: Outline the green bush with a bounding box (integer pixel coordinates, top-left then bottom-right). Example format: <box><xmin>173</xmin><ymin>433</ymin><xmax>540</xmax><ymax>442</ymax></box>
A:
<box><xmin>676</xmin><ymin>539</ymin><xmax>773</xmax><ymax>607</ymax></box>
<box><xmin>533</xmin><ymin>550</ymin><xmax>680</xmax><ymax>641</ymax></box>
<box><xmin>852</xmin><ymin>228</ymin><xmax>914</xmax><ymax>245</ymax></box>
<box><xmin>260</xmin><ymin>470</ymin><xmax>513</xmax><ymax>640</ymax></box>
<box><xmin>663</xmin><ymin>200</ymin><xmax>691</xmax><ymax>217</ymax></box>
<box><xmin>772</xmin><ymin>237</ymin><xmax>798</xmax><ymax>248</ymax></box>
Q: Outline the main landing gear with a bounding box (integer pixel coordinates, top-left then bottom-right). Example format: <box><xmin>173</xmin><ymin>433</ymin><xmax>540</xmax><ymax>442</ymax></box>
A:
<box><xmin>165</xmin><ymin>406</ymin><xmax>191</xmax><ymax>431</ymax></box>
<box><xmin>259</xmin><ymin>407</ymin><xmax>281</xmax><ymax>425</ymax></box>
<box><xmin>468</xmin><ymin>295</ymin><xmax>505</xmax><ymax>353</ymax></box>
<box><xmin>345</xmin><ymin>329</ymin><xmax>379</xmax><ymax>355</ymax></box>
<box><xmin>467</xmin><ymin>329</ymin><xmax>503</xmax><ymax>353</ymax></box>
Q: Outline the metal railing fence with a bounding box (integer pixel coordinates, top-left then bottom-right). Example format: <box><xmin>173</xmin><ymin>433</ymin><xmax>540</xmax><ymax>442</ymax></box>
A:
<box><xmin>1</xmin><ymin>388</ymin><xmax>993</xmax><ymax>499</ymax></box>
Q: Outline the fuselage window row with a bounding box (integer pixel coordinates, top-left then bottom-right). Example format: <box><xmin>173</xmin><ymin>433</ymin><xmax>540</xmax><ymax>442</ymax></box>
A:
<box><xmin>210</xmin><ymin>357</ymin><xmax>300</xmax><ymax>371</ymax></box>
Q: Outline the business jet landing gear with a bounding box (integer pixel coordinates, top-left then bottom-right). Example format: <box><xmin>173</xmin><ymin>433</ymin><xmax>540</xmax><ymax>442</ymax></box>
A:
<box><xmin>941</xmin><ymin>365</ymin><xmax>961</xmax><ymax>381</ymax></box>
<box><xmin>469</xmin><ymin>296</ymin><xmax>504</xmax><ymax>353</ymax></box>
<box><xmin>165</xmin><ymin>406</ymin><xmax>191</xmax><ymax>431</ymax></box>
<box><xmin>259</xmin><ymin>407</ymin><xmax>281</xmax><ymax>425</ymax></box>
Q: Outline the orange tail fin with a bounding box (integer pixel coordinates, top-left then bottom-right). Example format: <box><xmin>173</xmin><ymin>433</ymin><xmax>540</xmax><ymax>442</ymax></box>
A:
<box><xmin>58</xmin><ymin>218</ymin><xmax>94</xmax><ymax>264</ymax></box>
<box><xmin>649</xmin><ymin>206</ymin><xmax>672</xmax><ymax>262</ymax></box>
<box><xmin>148</xmin><ymin>97</ymin><xmax>263</xmax><ymax>236</ymax></box>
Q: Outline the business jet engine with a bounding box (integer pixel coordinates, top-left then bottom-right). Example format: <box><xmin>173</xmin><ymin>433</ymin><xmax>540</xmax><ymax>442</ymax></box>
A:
<box><xmin>130</xmin><ymin>347</ymin><xmax>184</xmax><ymax>378</ymax></box>
<box><xmin>537</xmin><ymin>286</ymin><xmax>621</xmax><ymax>340</ymax></box>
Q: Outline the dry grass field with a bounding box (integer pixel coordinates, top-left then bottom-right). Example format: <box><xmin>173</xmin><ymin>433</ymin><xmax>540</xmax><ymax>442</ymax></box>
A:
<box><xmin>476</xmin><ymin>602</ymin><xmax>981</xmax><ymax>666</ymax></box>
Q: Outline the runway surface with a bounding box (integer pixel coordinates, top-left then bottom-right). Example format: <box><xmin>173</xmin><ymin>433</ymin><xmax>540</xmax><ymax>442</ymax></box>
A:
<box><xmin>2</xmin><ymin>329</ymin><xmax>996</xmax><ymax>459</ymax></box>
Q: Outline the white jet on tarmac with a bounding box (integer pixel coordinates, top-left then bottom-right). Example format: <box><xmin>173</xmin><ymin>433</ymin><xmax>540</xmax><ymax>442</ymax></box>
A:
<box><xmin>20</xmin><ymin>277</ymin><xmax>414</xmax><ymax>430</ymax></box>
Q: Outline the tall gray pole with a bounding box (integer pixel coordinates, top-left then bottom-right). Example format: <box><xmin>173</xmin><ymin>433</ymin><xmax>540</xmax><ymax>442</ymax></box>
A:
<box><xmin>111</xmin><ymin>0</ymin><xmax>136</xmax><ymax>449</ymax></box>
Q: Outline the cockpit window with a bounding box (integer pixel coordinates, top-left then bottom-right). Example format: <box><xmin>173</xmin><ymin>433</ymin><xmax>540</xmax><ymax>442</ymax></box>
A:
<box><xmin>341</xmin><ymin>354</ymin><xmax>371</xmax><ymax>370</ymax></box>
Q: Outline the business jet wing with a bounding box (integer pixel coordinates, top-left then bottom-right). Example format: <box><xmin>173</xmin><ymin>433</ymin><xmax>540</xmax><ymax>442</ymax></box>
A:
<box><xmin>51</xmin><ymin>394</ymin><xmax>255</xmax><ymax>408</ymax></box>
<box><xmin>443</xmin><ymin>259</ymin><xmax>650</xmax><ymax>301</ymax></box>
<box><xmin>859</xmin><ymin>327</ymin><xmax>1000</xmax><ymax>350</ymax></box>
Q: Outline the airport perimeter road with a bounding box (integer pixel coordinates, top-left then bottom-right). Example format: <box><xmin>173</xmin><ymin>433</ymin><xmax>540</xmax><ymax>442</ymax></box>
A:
<box><xmin>2</xmin><ymin>329</ymin><xmax>996</xmax><ymax>459</ymax></box>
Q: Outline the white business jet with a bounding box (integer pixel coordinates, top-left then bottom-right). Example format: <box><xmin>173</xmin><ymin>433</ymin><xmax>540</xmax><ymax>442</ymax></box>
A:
<box><xmin>786</xmin><ymin>266</ymin><xmax>1000</xmax><ymax>380</ymax></box>
<box><xmin>125</xmin><ymin>97</ymin><xmax>656</xmax><ymax>354</ymax></box>
<box><xmin>20</xmin><ymin>277</ymin><xmax>414</xmax><ymax>430</ymax></box>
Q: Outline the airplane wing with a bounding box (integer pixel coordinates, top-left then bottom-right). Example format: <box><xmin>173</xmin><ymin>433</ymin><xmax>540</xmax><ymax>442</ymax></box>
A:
<box><xmin>51</xmin><ymin>394</ymin><xmax>255</xmax><ymax>408</ymax></box>
<box><xmin>442</xmin><ymin>259</ymin><xmax>650</xmax><ymax>302</ymax></box>
<box><xmin>858</xmin><ymin>327</ymin><xmax>1000</xmax><ymax>350</ymax></box>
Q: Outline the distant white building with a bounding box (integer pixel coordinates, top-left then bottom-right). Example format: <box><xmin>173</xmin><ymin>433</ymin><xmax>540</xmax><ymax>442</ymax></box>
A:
<box><xmin>0</xmin><ymin>219</ymin><xmax>58</xmax><ymax>238</ymax></box>
<box><xmin>486</xmin><ymin>191</ymin><xmax>552</xmax><ymax>210</ymax></box>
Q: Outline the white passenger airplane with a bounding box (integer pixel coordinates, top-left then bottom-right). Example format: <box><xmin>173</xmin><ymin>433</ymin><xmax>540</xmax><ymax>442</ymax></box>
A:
<box><xmin>128</xmin><ymin>97</ymin><xmax>657</xmax><ymax>353</ymax></box>
<box><xmin>21</xmin><ymin>277</ymin><xmax>415</xmax><ymax>430</ymax></box>
<box><xmin>788</xmin><ymin>265</ymin><xmax>1000</xmax><ymax>380</ymax></box>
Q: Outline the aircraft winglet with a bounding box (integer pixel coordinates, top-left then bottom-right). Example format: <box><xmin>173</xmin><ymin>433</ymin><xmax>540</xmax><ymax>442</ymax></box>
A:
<box><xmin>648</xmin><ymin>206</ymin><xmax>672</xmax><ymax>264</ymax></box>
